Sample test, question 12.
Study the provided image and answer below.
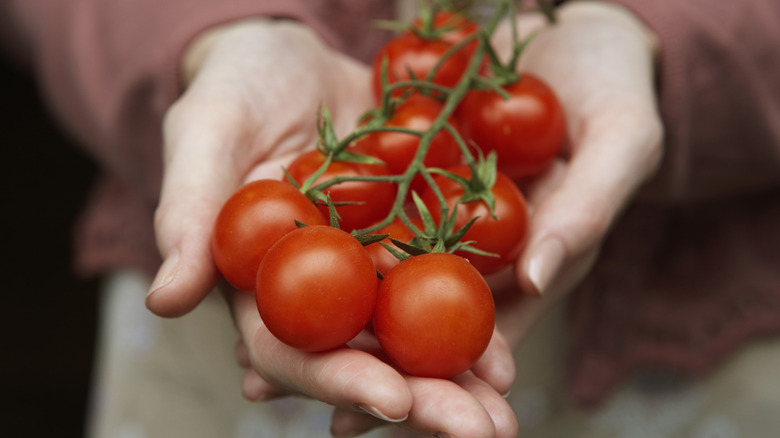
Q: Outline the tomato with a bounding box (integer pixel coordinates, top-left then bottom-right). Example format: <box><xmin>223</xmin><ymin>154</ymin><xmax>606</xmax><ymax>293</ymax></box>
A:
<box><xmin>256</xmin><ymin>225</ymin><xmax>378</xmax><ymax>352</ymax></box>
<box><xmin>371</xmin><ymin>30</ymin><xmax>472</xmax><ymax>101</ymax></box>
<box><xmin>411</xmin><ymin>10</ymin><xmax>485</xmax><ymax>70</ymax></box>
<box><xmin>284</xmin><ymin>148</ymin><xmax>396</xmax><ymax>232</ymax></box>
<box><xmin>373</xmin><ymin>253</ymin><xmax>495</xmax><ymax>378</ymax></box>
<box><xmin>412</xmin><ymin>10</ymin><xmax>480</xmax><ymax>47</ymax></box>
<box><xmin>455</xmin><ymin>73</ymin><xmax>566</xmax><ymax>180</ymax></box>
<box><xmin>422</xmin><ymin>165</ymin><xmax>528</xmax><ymax>275</ymax></box>
<box><xmin>211</xmin><ymin>179</ymin><xmax>326</xmax><ymax>291</ymax></box>
<box><xmin>364</xmin><ymin>217</ymin><xmax>422</xmax><ymax>277</ymax></box>
<box><xmin>355</xmin><ymin>94</ymin><xmax>462</xmax><ymax>195</ymax></box>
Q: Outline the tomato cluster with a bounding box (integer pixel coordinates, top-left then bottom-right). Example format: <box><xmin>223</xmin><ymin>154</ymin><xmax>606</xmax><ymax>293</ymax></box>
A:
<box><xmin>210</xmin><ymin>4</ymin><xmax>564</xmax><ymax>379</ymax></box>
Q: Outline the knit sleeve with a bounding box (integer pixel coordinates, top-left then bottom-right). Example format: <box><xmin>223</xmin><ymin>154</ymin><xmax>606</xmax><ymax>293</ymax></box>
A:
<box><xmin>4</xmin><ymin>0</ymin><xmax>383</xmax><ymax>202</ymax></box>
<box><xmin>608</xmin><ymin>0</ymin><xmax>780</xmax><ymax>201</ymax></box>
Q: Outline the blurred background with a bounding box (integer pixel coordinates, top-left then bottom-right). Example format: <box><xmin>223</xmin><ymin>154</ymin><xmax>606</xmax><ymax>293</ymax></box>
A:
<box><xmin>1</xmin><ymin>55</ymin><xmax>100</xmax><ymax>437</ymax></box>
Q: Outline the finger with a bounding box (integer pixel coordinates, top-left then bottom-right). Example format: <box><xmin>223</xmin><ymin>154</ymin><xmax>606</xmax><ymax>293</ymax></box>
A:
<box><xmin>330</xmin><ymin>406</ymin><xmax>386</xmax><ymax>438</ymax></box>
<box><xmin>241</xmin><ymin>368</ymin><xmax>290</xmax><ymax>402</ymax></box>
<box><xmin>470</xmin><ymin>327</ymin><xmax>515</xmax><ymax>397</ymax></box>
<box><xmin>516</xmin><ymin>99</ymin><xmax>663</xmax><ymax>297</ymax></box>
<box><xmin>229</xmin><ymin>290</ymin><xmax>413</xmax><ymax>423</ymax></box>
<box><xmin>331</xmin><ymin>376</ymin><xmax>504</xmax><ymax>438</ymax></box>
<box><xmin>451</xmin><ymin>372</ymin><xmax>519</xmax><ymax>438</ymax></box>
<box><xmin>236</xmin><ymin>340</ymin><xmax>251</xmax><ymax>368</ymax></box>
<box><xmin>401</xmin><ymin>376</ymin><xmax>498</xmax><ymax>438</ymax></box>
<box><xmin>146</xmin><ymin>92</ymin><xmax>250</xmax><ymax>318</ymax></box>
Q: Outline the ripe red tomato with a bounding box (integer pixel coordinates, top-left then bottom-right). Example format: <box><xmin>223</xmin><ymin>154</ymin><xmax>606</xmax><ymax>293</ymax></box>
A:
<box><xmin>413</xmin><ymin>10</ymin><xmax>480</xmax><ymax>46</ymax></box>
<box><xmin>373</xmin><ymin>253</ymin><xmax>495</xmax><ymax>378</ymax></box>
<box><xmin>256</xmin><ymin>225</ymin><xmax>378</xmax><ymax>352</ymax></box>
<box><xmin>456</xmin><ymin>73</ymin><xmax>566</xmax><ymax>180</ymax></box>
<box><xmin>211</xmin><ymin>179</ymin><xmax>326</xmax><ymax>292</ymax></box>
<box><xmin>411</xmin><ymin>10</ymin><xmax>485</xmax><ymax>69</ymax></box>
<box><xmin>284</xmin><ymin>149</ymin><xmax>396</xmax><ymax>232</ymax></box>
<box><xmin>371</xmin><ymin>30</ymin><xmax>472</xmax><ymax>101</ymax></box>
<box><xmin>364</xmin><ymin>217</ymin><xmax>422</xmax><ymax>277</ymax></box>
<box><xmin>421</xmin><ymin>165</ymin><xmax>528</xmax><ymax>275</ymax></box>
<box><xmin>355</xmin><ymin>94</ymin><xmax>462</xmax><ymax>195</ymax></box>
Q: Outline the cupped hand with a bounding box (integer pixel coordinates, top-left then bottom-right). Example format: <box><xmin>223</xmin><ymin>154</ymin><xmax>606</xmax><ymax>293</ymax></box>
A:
<box><xmin>231</xmin><ymin>290</ymin><xmax>519</xmax><ymax>438</ymax></box>
<box><xmin>145</xmin><ymin>17</ymin><xmax>519</xmax><ymax>437</ymax></box>
<box><xmin>146</xmin><ymin>18</ymin><xmax>374</xmax><ymax>317</ymax></box>
<box><xmin>488</xmin><ymin>1</ymin><xmax>665</xmax><ymax>347</ymax></box>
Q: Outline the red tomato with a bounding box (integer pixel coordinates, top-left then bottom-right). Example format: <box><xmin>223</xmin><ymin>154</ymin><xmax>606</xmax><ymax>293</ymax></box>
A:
<box><xmin>371</xmin><ymin>30</ymin><xmax>472</xmax><ymax>101</ymax></box>
<box><xmin>284</xmin><ymin>149</ymin><xmax>396</xmax><ymax>232</ymax></box>
<box><xmin>211</xmin><ymin>179</ymin><xmax>326</xmax><ymax>291</ymax></box>
<box><xmin>364</xmin><ymin>217</ymin><xmax>422</xmax><ymax>277</ymax></box>
<box><xmin>355</xmin><ymin>94</ymin><xmax>462</xmax><ymax>195</ymax></box>
<box><xmin>373</xmin><ymin>253</ymin><xmax>495</xmax><ymax>378</ymax></box>
<box><xmin>413</xmin><ymin>10</ymin><xmax>480</xmax><ymax>46</ymax></box>
<box><xmin>256</xmin><ymin>225</ymin><xmax>378</xmax><ymax>352</ymax></box>
<box><xmin>411</xmin><ymin>10</ymin><xmax>485</xmax><ymax>69</ymax></box>
<box><xmin>456</xmin><ymin>73</ymin><xmax>566</xmax><ymax>180</ymax></box>
<box><xmin>422</xmin><ymin>165</ymin><xmax>528</xmax><ymax>275</ymax></box>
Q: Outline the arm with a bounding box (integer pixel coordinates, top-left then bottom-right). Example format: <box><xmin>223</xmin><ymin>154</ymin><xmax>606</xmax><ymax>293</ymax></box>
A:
<box><xmin>503</xmin><ymin>0</ymin><xmax>780</xmax><ymax>337</ymax></box>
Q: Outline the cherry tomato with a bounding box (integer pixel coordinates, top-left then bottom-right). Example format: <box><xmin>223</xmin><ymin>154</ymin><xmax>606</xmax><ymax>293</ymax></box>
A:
<box><xmin>372</xmin><ymin>30</ymin><xmax>472</xmax><ymax>101</ymax></box>
<box><xmin>284</xmin><ymin>148</ymin><xmax>396</xmax><ymax>232</ymax></box>
<box><xmin>355</xmin><ymin>94</ymin><xmax>462</xmax><ymax>195</ymax></box>
<box><xmin>421</xmin><ymin>165</ymin><xmax>529</xmax><ymax>275</ymax></box>
<box><xmin>211</xmin><ymin>179</ymin><xmax>326</xmax><ymax>291</ymax></box>
<box><xmin>413</xmin><ymin>10</ymin><xmax>480</xmax><ymax>46</ymax></box>
<box><xmin>456</xmin><ymin>73</ymin><xmax>566</xmax><ymax>180</ymax></box>
<box><xmin>364</xmin><ymin>217</ymin><xmax>422</xmax><ymax>277</ymax></box>
<box><xmin>256</xmin><ymin>225</ymin><xmax>378</xmax><ymax>352</ymax></box>
<box><xmin>411</xmin><ymin>10</ymin><xmax>485</xmax><ymax>69</ymax></box>
<box><xmin>373</xmin><ymin>252</ymin><xmax>495</xmax><ymax>378</ymax></box>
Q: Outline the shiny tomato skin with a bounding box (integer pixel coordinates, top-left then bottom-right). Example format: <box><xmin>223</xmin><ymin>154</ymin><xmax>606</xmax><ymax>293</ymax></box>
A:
<box><xmin>411</xmin><ymin>11</ymin><xmax>485</xmax><ymax>70</ymax></box>
<box><xmin>456</xmin><ymin>73</ymin><xmax>566</xmax><ymax>180</ymax></box>
<box><xmin>414</xmin><ymin>10</ymin><xmax>480</xmax><ymax>46</ymax></box>
<box><xmin>211</xmin><ymin>179</ymin><xmax>326</xmax><ymax>292</ymax></box>
<box><xmin>356</xmin><ymin>95</ymin><xmax>462</xmax><ymax>195</ymax></box>
<box><xmin>422</xmin><ymin>165</ymin><xmax>529</xmax><ymax>275</ymax></box>
<box><xmin>373</xmin><ymin>253</ymin><xmax>495</xmax><ymax>378</ymax></box>
<box><xmin>372</xmin><ymin>30</ymin><xmax>472</xmax><ymax>101</ymax></box>
<box><xmin>364</xmin><ymin>218</ymin><xmax>422</xmax><ymax>277</ymax></box>
<box><xmin>256</xmin><ymin>225</ymin><xmax>378</xmax><ymax>352</ymax></box>
<box><xmin>284</xmin><ymin>149</ymin><xmax>397</xmax><ymax>232</ymax></box>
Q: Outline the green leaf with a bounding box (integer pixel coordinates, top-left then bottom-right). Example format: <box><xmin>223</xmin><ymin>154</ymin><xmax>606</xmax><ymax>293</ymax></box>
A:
<box><xmin>410</xmin><ymin>191</ymin><xmax>439</xmax><ymax>236</ymax></box>
<box><xmin>391</xmin><ymin>238</ymin><xmax>430</xmax><ymax>257</ymax></box>
<box><xmin>353</xmin><ymin>233</ymin><xmax>390</xmax><ymax>246</ymax></box>
<box><xmin>380</xmin><ymin>241</ymin><xmax>411</xmax><ymax>262</ymax></box>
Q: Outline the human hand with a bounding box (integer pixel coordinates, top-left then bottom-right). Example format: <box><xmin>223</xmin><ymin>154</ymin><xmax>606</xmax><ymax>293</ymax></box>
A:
<box><xmin>491</xmin><ymin>2</ymin><xmax>665</xmax><ymax>346</ymax></box>
<box><xmin>146</xmin><ymin>18</ymin><xmax>375</xmax><ymax>317</ymax></box>
<box><xmin>230</xmin><ymin>289</ymin><xmax>519</xmax><ymax>438</ymax></box>
<box><xmin>146</xmin><ymin>18</ymin><xmax>518</xmax><ymax>437</ymax></box>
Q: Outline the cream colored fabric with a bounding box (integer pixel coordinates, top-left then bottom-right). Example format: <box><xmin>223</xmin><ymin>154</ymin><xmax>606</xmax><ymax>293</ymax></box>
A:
<box><xmin>87</xmin><ymin>271</ymin><xmax>780</xmax><ymax>438</ymax></box>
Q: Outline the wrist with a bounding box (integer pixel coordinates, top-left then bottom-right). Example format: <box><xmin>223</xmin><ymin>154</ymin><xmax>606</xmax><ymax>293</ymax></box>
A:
<box><xmin>180</xmin><ymin>18</ymin><xmax>278</xmax><ymax>89</ymax></box>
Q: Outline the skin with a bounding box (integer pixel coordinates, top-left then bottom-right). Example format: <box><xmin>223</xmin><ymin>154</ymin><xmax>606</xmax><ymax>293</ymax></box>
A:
<box><xmin>146</xmin><ymin>18</ymin><xmax>517</xmax><ymax>438</ymax></box>
<box><xmin>146</xmin><ymin>1</ymin><xmax>663</xmax><ymax>436</ymax></box>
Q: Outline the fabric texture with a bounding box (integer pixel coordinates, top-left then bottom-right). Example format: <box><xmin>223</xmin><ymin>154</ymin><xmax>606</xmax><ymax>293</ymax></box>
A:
<box><xmin>2</xmin><ymin>0</ymin><xmax>779</xmax><ymax>410</ymax></box>
<box><xmin>568</xmin><ymin>0</ymin><xmax>780</xmax><ymax>407</ymax></box>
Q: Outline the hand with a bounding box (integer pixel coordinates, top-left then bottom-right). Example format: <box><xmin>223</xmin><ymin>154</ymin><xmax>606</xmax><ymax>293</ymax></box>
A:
<box><xmin>146</xmin><ymin>18</ymin><xmax>519</xmax><ymax>437</ymax></box>
<box><xmin>146</xmin><ymin>18</ymin><xmax>374</xmax><ymax>317</ymax></box>
<box><xmin>494</xmin><ymin>2</ymin><xmax>665</xmax><ymax>346</ymax></box>
<box><xmin>230</xmin><ymin>289</ymin><xmax>519</xmax><ymax>438</ymax></box>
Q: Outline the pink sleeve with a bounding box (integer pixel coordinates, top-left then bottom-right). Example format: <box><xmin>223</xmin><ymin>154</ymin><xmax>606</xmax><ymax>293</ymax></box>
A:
<box><xmin>609</xmin><ymin>0</ymin><xmax>780</xmax><ymax>201</ymax></box>
<box><xmin>5</xmin><ymin>0</ymin><xmax>388</xmax><ymax>202</ymax></box>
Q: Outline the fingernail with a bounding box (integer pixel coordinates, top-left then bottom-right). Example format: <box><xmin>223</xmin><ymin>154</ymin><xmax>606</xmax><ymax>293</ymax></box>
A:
<box><xmin>525</xmin><ymin>237</ymin><xmax>566</xmax><ymax>296</ymax></box>
<box><xmin>357</xmin><ymin>404</ymin><xmax>407</xmax><ymax>423</ymax></box>
<box><xmin>148</xmin><ymin>249</ymin><xmax>180</xmax><ymax>297</ymax></box>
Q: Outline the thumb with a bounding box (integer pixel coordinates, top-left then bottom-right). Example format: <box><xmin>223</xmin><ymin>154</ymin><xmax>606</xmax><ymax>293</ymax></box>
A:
<box><xmin>517</xmin><ymin>101</ymin><xmax>663</xmax><ymax>297</ymax></box>
<box><xmin>146</xmin><ymin>94</ymin><xmax>247</xmax><ymax>317</ymax></box>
